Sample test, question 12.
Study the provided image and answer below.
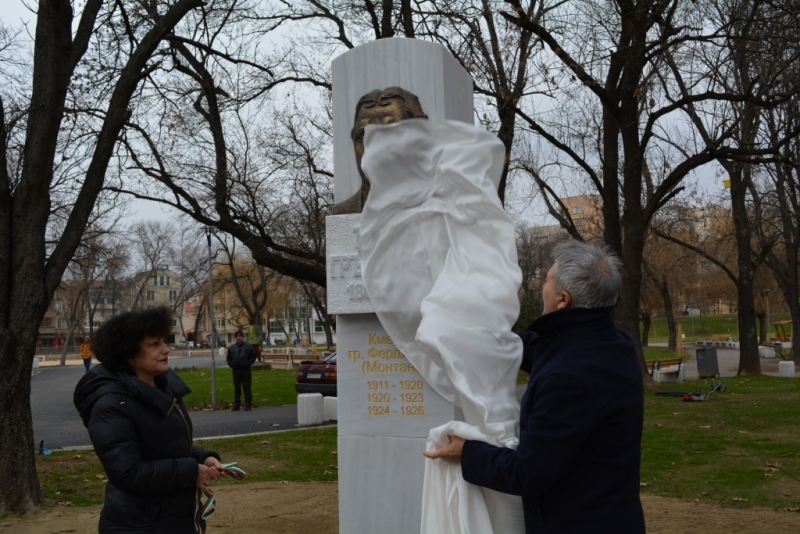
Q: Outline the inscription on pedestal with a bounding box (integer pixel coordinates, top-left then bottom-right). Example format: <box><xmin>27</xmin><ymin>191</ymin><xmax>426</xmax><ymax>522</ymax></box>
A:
<box><xmin>326</xmin><ymin>214</ymin><xmax>372</xmax><ymax>315</ymax></box>
<box><xmin>337</xmin><ymin>314</ymin><xmax>454</xmax><ymax>437</ymax></box>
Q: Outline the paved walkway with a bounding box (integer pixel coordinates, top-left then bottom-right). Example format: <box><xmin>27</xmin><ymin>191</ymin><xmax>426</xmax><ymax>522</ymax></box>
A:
<box><xmin>679</xmin><ymin>344</ymin><xmax>789</xmax><ymax>381</ymax></box>
<box><xmin>31</xmin><ymin>358</ymin><xmax>314</xmax><ymax>451</ymax></box>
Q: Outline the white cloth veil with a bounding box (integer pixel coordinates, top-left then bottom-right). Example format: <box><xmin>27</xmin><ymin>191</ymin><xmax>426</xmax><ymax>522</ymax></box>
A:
<box><xmin>358</xmin><ymin>119</ymin><xmax>526</xmax><ymax>534</ymax></box>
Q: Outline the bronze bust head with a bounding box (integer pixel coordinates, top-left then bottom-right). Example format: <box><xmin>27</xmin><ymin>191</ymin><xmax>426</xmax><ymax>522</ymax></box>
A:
<box><xmin>331</xmin><ymin>87</ymin><xmax>428</xmax><ymax>215</ymax></box>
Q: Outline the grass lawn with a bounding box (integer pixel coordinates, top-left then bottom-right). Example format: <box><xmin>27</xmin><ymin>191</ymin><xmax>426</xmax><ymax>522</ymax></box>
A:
<box><xmin>643</xmin><ymin>346</ymin><xmax>682</xmax><ymax>361</ymax></box>
<box><xmin>30</xmin><ymin>375</ymin><xmax>800</xmax><ymax>512</ymax></box>
<box><xmin>36</xmin><ymin>427</ymin><xmax>338</xmax><ymax>508</ymax></box>
<box><xmin>645</xmin><ymin>313</ymin><xmax>793</xmax><ymax>344</ymax></box>
<box><xmin>173</xmin><ymin>366</ymin><xmax>298</xmax><ymax>410</ymax></box>
<box><xmin>642</xmin><ymin>375</ymin><xmax>800</xmax><ymax>510</ymax></box>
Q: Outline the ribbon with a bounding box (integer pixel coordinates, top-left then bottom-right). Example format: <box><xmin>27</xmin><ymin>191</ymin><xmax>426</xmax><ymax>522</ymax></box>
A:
<box><xmin>193</xmin><ymin>462</ymin><xmax>247</xmax><ymax>533</ymax></box>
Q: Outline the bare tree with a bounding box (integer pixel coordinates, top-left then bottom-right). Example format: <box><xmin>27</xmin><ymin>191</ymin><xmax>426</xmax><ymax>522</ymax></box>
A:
<box><xmin>128</xmin><ymin>220</ymin><xmax>175</xmax><ymax>309</ymax></box>
<box><xmin>0</xmin><ymin>0</ymin><xmax>204</xmax><ymax>512</ymax></box>
<box><xmin>762</xmin><ymin>69</ymin><xmax>800</xmax><ymax>363</ymax></box>
<box><xmin>215</xmin><ymin>238</ymin><xmax>273</xmax><ymax>336</ymax></box>
<box><xmin>497</xmin><ymin>0</ymin><xmax>800</xmax><ymax>376</ymax></box>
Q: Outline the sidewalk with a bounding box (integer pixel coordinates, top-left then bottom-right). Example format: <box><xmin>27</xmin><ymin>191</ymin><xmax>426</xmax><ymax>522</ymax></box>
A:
<box><xmin>680</xmin><ymin>344</ymin><xmax>788</xmax><ymax>381</ymax></box>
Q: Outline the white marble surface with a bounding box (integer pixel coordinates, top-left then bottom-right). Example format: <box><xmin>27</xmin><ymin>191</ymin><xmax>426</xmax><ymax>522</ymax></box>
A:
<box><xmin>326</xmin><ymin>214</ymin><xmax>372</xmax><ymax>314</ymax></box>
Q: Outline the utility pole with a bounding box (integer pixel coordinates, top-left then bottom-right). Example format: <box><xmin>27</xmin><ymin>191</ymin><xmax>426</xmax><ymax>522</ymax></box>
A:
<box><xmin>203</xmin><ymin>226</ymin><xmax>218</xmax><ymax>406</ymax></box>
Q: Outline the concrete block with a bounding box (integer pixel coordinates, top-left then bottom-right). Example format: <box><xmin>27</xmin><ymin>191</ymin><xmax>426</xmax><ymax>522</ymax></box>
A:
<box><xmin>778</xmin><ymin>360</ymin><xmax>795</xmax><ymax>378</ymax></box>
<box><xmin>759</xmin><ymin>346</ymin><xmax>776</xmax><ymax>359</ymax></box>
<box><xmin>298</xmin><ymin>393</ymin><xmax>324</xmax><ymax>425</ymax></box>
<box><xmin>324</xmin><ymin>396</ymin><xmax>338</xmax><ymax>421</ymax></box>
<box><xmin>654</xmin><ymin>366</ymin><xmax>685</xmax><ymax>383</ymax></box>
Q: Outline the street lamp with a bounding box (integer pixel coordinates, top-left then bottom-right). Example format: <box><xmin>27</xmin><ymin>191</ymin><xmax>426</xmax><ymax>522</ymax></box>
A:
<box><xmin>203</xmin><ymin>226</ymin><xmax>218</xmax><ymax>406</ymax></box>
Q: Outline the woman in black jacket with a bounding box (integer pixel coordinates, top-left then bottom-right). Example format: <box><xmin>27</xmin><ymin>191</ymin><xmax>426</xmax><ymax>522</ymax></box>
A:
<box><xmin>74</xmin><ymin>307</ymin><xmax>223</xmax><ymax>533</ymax></box>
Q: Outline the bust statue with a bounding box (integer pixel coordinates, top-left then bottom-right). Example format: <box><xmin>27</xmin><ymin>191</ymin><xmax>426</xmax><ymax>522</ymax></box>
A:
<box><xmin>331</xmin><ymin>87</ymin><xmax>428</xmax><ymax>215</ymax></box>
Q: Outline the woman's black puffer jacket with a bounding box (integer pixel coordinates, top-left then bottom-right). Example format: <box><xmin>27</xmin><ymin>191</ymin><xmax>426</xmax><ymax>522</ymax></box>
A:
<box><xmin>74</xmin><ymin>365</ymin><xmax>218</xmax><ymax>534</ymax></box>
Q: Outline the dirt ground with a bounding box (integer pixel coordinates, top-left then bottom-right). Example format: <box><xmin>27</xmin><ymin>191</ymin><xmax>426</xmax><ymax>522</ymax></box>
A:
<box><xmin>1</xmin><ymin>482</ymin><xmax>798</xmax><ymax>533</ymax></box>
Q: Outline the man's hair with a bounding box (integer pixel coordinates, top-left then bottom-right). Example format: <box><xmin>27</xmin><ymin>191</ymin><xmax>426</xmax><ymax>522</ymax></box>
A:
<box><xmin>552</xmin><ymin>241</ymin><xmax>622</xmax><ymax>308</ymax></box>
<box><xmin>93</xmin><ymin>307</ymin><xmax>173</xmax><ymax>371</ymax></box>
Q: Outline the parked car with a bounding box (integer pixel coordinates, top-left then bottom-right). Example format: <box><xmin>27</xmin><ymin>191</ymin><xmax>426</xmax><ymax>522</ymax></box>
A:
<box><xmin>295</xmin><ymin>352</ymin><xmax>337</xmax><ymax>396</ymax></box>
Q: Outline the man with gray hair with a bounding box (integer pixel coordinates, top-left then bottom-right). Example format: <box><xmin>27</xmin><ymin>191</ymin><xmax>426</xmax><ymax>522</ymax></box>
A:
<box><xmin>425</xmin><ymin>240</ymin><xmax>645</xmax><ymax>533</ymax></box>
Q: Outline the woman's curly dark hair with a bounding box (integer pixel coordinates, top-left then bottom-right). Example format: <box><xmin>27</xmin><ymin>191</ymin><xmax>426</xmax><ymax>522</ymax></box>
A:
<box><xmin>93</xmin><ymin>307</ymin><xmax>173</xmax><ymax>371</ymax></box>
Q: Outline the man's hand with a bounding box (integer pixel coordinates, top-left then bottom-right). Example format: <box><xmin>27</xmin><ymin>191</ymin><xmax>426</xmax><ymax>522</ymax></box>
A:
<box><xmin>423</xmin><ymin>435</ymin><xmax>466</xmax><ymax>462</ymax></box>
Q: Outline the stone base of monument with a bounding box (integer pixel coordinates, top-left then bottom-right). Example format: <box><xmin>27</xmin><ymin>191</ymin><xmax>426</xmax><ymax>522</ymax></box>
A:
<box><xmin>324</xmin><ymin>396</ymin><xmax>338</xmax><ymax>422</ymax></box>
<box><xmin>297</xmin><ymin>393</ymin><xmax>324</xmax><ymax>425</ymax></box>
<box><xmin>778</xmin><ymin>360</ymin><xmax>795</xmax><ymax>378</ymax></box>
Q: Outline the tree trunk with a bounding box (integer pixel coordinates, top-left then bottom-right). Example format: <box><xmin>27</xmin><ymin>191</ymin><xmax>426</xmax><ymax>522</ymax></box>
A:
<box><xmin>756</xmin><ymin>312</ymin><xmax>766</xmax><ymax>345</ymax></box>
<box><xmin>59</xmin><ymin>323</ymin><xmax>79</xmax><ymax>366</ymax></box>
<box><xmin>640</xmin><ymin>313</ymin><xmax>651</xmax><ymax>346</ymax></box>
<box><xmin>0</xmin><ymin>334</ymin><xmax>41</xmax><ymax>512</ymax></box>
<box><xmin>736</xmin><ymin>279</ymin><xmax>761</xmax><ymax>375</ymax></box>
<box><xmin>656</xmin><ymin>278</ymin><xmax>677</xmax><ymax>350</ymax></box>
<box><xmin>324</xmin><ymin>318</ymin><xmax>335</xmax><ymax>349</ymax></box>
<box><xmin>729</xmin><ymin>167</ymin><xmax>761</xmax><ymax>375</ymax></box>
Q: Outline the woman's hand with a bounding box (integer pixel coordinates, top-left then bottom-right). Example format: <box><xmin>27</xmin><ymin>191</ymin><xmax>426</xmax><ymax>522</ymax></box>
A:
<box><xmin>204</xmin><ymin>456</ymin><xmax>223</xmax><ymax>470</ymax></box>
<box><xmin>423</xmin><ymin>435</ymin><xmax>465</xmax><ymax>462</ymax></box>
<box><xmin>196</xmin><ymin>460</ymin><xmax>223</xmax><ymax>492</ymax></box>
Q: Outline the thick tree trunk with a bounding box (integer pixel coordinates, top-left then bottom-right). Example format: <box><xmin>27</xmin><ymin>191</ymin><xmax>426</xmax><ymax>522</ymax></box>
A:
<box><xmin>736</xmin><ymin>279</ymin><xmax>761</xmax><ymax>375</ymax></box>
<box><xmin>0</xmin><ymin>331</ymin><xmax>41</xmax><ymax>512</ymax></box>
<box><xmin>729</xmin><ymin>167</ymin><xmax>761</xmax><ymax>375</ymax></box>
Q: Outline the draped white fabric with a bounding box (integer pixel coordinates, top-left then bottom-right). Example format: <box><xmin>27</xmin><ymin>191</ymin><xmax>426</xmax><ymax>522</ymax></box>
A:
<box><xmin>358</xmin><ymin>119</ymin><xmax>526</xmax><ymax>534</ymax></box>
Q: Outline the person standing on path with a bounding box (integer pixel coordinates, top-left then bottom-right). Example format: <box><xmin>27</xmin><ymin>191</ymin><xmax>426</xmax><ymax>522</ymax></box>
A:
<box><xmin>227</xmin><ymin>330</ymin><xmax>257</xmax><ymax>411</ymax></box>
<box><xmin>74</xmin><ymin>307</ymin><xmax>224</xmax><ymax>533</ymax></box>
<box><xmin>80</xmin><ymin>336</ymin><xmax>94</xmax><ymax>373</ymax></box>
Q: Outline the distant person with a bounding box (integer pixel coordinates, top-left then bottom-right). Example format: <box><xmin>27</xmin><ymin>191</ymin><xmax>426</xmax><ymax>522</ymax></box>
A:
<box><xmin>74</xmin><ymin>306</ymin><xmax>224</xmax><ymax>533</ymax></box>
<box><xmin>226</xmin><ymin>330</ymin><xmax>257</xmax><ymax>411</ymax></box>
<box><xmin>248</xmin><ymin>325</ymin><xmax>264</xmax><ymax>363</ymax></box>
<box><xmin>79</xmin><ymin>336</ymin><xmax>93</xmax><ymax>373</ymax></box>
<box><xmin>425</xmin><ymin>241</ymin><xmax>645</xmax><ymax>533</ymax></box>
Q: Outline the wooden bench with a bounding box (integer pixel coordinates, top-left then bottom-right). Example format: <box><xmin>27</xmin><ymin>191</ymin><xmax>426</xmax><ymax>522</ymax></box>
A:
<box><xmin>652</xmin><ymin>357</ymin><xmax>684</xmax><ymax>382</ymax></box>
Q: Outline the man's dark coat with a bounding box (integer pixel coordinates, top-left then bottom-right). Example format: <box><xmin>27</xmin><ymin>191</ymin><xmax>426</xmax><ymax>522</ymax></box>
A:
<box><xmin>226</xmin><ymin>341</ymin><xmax>257</xmax><ymax>370</ymax></box>
<box><xmin>461</xmin><ymin>306</ymin><xmax>645</xmax><ymax>533</ymax></box>
<box><xmin>74</xmin><ymin>365</ymin><xmax>218</xmax><ymax>533</ymax></box>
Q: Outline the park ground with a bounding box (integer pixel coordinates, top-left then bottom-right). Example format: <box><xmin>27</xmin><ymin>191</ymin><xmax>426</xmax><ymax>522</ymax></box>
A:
<box><xmin>1</xmin><ymin>481</ymin><xmax>798</xmax><ymax>533</ymax></box>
